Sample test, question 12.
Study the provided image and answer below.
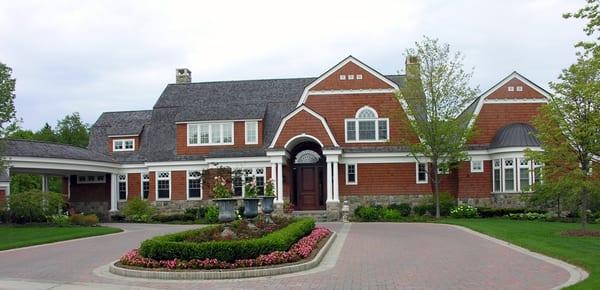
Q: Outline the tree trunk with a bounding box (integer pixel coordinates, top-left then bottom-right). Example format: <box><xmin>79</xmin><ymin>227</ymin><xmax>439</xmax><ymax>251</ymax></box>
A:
<box><xmin>432</xmin><ymin>162</ymin><xmax>441</xmax><ymax>219</ymax></box>
<box><xmin>580</xmin><ymin>161</ymin><xmax>590</xmax><ymax>231</ymax></box>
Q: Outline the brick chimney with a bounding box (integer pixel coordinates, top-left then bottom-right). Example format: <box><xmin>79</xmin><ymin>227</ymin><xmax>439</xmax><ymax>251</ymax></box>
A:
<box><xmin>176</xmin><ymin>68</ymin><xmax>192</xmax><ymax>84</ymax></box>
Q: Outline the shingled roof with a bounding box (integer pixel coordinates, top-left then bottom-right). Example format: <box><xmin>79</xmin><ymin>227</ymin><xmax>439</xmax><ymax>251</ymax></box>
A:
<box><xmin>4</xmin><ymin>139</ymin><xmax>115</xmax><ymax>163</ymax></box>
<box><xmin>490</xmin><ymin>123</ymin><xmax>540</xmax><ymax>149</ymax></box>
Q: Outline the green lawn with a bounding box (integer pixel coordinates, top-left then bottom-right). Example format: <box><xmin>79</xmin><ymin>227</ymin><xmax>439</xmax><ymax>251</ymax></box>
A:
<box><xmin>443</xmin><ymin>218</ymin><xmax>600</xmax><ymax>289</ymax></box>
<box><xmin>0</xmin><ymin>225</ymin><xmax>123</xmax><ymax>251</ymax></box>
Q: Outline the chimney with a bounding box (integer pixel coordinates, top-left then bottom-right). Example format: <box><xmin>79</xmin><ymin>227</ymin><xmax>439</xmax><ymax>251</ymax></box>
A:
<box><xmin>405</xmin><ymin>56</ymin><xmax>420</xmax><ymax>78</ymax></box>
<box><xmin>176</xmin><ymin>68</ymin><xmax>192</xmax><ymax>84</ymax></box>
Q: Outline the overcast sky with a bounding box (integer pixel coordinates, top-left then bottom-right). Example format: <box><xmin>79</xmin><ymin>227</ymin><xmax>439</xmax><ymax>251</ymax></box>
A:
<box><xmin>0</xmin><ymin>0</ymin><xmax>588</xmax><ymax>130</ymax></box>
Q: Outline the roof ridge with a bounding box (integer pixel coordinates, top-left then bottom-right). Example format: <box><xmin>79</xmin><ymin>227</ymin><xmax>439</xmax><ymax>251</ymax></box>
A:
<box><xmin>101</xmin><ymin>109</ymin><xmax>153</xmax><ymax>114</ymax></box>
<box><xmin>167</xmin><ymin>76</ymin><xmax>318</xmax><ymax>86</ymax></box>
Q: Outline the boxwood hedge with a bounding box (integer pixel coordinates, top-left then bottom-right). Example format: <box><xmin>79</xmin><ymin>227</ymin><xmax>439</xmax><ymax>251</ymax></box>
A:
<box><xmin>139</xmin><ymin>218</ymin><xmax>315</xmax><ymax>261</ymax></box>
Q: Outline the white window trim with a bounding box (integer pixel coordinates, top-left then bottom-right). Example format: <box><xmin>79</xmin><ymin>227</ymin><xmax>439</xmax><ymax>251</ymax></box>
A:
<box><xmin>155</xmin><ymin>171</ymin><xmax>171</xmax><ymax>201</ymax></box>
<box><xmin>186</xmin><ymin>170</ymin><xmax>203</xmax><ymax>200</ymax></box>
<box><xmin>470</xmin><ymin>160</ymin><xmax>484</xmax><ymax>173</ymax></box>
<box><xmin>345</xmin><ymin>163</ymin><xmax>357</xmax><ymax>185</ymax></box>
<box><xmin>518</xmin><ymin>158</ymin><xmax>533</xmax><ymax>193</ymax></box>
<box><xmin>344</xmin><ymin>118</ymin><xmax>389</xmax><ymax>143</ymax></box>
<box><xmin>141</xmin><ymin>172</ymin><xmax>149</xmax><ymax>200</ymax></box>
<box><xmin>245</xmin><ymin>121</ymin><xmax>259</xmax><ymax>145</ymax></box>
<box><xmin>503</xmin><ymin>158</ymin><xmax>517</xmax><ymax>193</ymax></box>
<box><xmin>187</xmin><ymin>122</ymin><xmax>234</xmax><ymax>146</ymax></box>
<box><xmin>77</xmin><ymin>175</ymin><xmax>106</xmax><ymax>184</ymax></box>
<box><xmin>118</xmin><ymin>174</ymin><xmax>128</xmax><ymax>201</ymax></box>
<box><xmin>416</xmin><ymin>163</ymin><xmax>428</xmax><ymax>184</ymax></box>
<box><xmin>232</xmin><ymin>167</ymin><xmax>265</xmax><ymax>197</ymax></box>
<box><xmin>113</xmin><ymin>139</ymin><xmax>135</xmax><ymax>152</ymax></box>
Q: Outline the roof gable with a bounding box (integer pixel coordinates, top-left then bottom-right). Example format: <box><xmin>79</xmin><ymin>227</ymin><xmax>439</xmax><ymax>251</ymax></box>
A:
<box><xmin>269</xmin><ymin>105</ymin><xmax>339</xmax><ymax>148</ymax></box>
<box><xmin>296</xmin><ymin>56</ymin><xmax>400</xmax><ymax>107</ymax></box>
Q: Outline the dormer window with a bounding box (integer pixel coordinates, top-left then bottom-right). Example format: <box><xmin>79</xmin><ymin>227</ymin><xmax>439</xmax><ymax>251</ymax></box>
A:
<box><xmin>188</xmin><ymin>122</ymin><xmax>234</xmax><ymax>146</ymax></box>
<box><xmin>113</xmin><ymin>139</ymin><xmax>135</xmax><ymax>151</ymax></box>
<box><xmin>345</xmin><ymin>106</ymin><xmax>389</xmax><ymax>142</ymax></box>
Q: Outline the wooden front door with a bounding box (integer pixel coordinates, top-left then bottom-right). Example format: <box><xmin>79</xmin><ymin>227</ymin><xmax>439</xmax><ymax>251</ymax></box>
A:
<box><xmin>295</xmin><ymin>165</ymin><xmax>324</xmax><ymax>210</ymax></box>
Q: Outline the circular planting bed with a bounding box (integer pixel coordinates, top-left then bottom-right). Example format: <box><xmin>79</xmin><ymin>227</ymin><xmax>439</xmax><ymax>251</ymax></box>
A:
<box><xmin>109</xmin><ymin>217</ymin><xmax>335</xmax><ymax>279</ymax></box>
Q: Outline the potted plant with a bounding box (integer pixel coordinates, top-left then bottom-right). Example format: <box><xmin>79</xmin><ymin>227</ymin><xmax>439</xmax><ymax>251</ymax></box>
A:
<box><xmin>243</xmin><ymin>179</ymin><xmax>260</xmax><ymax>220</ymax></box>
<box><xmin>212</xmin><ymin>176</ymin><xmax>237</xmax><ymax>223</ymax></box>
<box><xmin>261</xmin><ymin>178</ymin><xmax>276</xmax><ymax>222</ymax></box>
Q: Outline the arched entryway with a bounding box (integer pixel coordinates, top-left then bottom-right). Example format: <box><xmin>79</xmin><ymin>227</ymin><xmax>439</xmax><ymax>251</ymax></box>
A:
<box><xmin>290</xmin><ymin>141</ymin><xmax>326</xmax><ymax>210</ymax></box>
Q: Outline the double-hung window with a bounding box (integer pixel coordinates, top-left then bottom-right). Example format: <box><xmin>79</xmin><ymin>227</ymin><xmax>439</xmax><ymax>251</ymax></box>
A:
<box><xmin>504</xmin><ymin>159</ymin><xmax>516</xmax><ymax>191</ymax></box>
<box><xmin>346</xmin><ymin>164</ymin><xmax>357</xmax><ymax>185</ymax></box>
<box><xmin>232</xmin><ymin>168</ymin><xmax>265</xmax><ymax>197</ymax></box>
<box><xmin>187</xmin><ymin>171</ymin><xmax>202</xmax><ymax>199</ymax></box>
<box><xmin>416</xmin><ymin>163</ymin><xmax>428</xmax><ymax>184</ymax></box>
<box><xmin>156</xmin><ymin>171</ymin><xmax>171</xmax><ymax>200</ymax></box>
<box><xmin>188</xmin><ymin>122</ymin><xmax>233</xmax><ymax>145</ymax></box>
<box><xmin>345</xmin><ymin>107</ymin><xmax>388</xmax><ymax>142</ymax></box>
<box><xmin>519</xmin><ymin>158</ymin><xmax>532</xmax><ymax>191</ymax></box>
<box><xmin>493</xmin><ymin>159</ymin><xmax>502</xmax><ymax>192</ymax></box>
<box><xmin>141</xmin><ymin>173</ymin><xmax>149</xmax><ymax>200</ymax></box>
<box><xmin>245</xmin><ymin>121</ymin><xmax>258</xmax><ymax>144</ymax></box>
<box><xmin>118</xmin><ymin>174</ymin><xmax>127</xmax><ymax>200</ymax></box>
<box><xmin>113</xmin><ymin>139</ymin><xmax>135</xmax><ymax>151</ymax></box>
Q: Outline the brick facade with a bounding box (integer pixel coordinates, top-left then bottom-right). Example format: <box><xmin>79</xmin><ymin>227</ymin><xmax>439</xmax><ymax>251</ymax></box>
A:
<box><xmin>273</xmin><ymin>110</ymin><xmax>335</xmax><ymax>148</ymax></box>
<box><xmin>339</xmin><ymin>163</ymin><xmax>432</xmax><ymax>195</ymax></box>
<box><xmin>127</xmin><ymin>173</ymin><xmax>141</xmax><ymax>200</ymax></box>
<box><xmin>176</xmin><ymin>120</ymin><xmax>263</xmax><ymax>155</ymax></box>
<box><xmin>457</xmin><ymin>161</ymin><xmax>493</xmax><ymax>198</ymax></box>
<box><xmin>486</xmin><ymin>78</ymin><xmax>546</xmax><ymax>100</ymax></box>
<box><xmin>305</xmin><ymin>93</ymin><xmax>419</xmax><ymax>146</ymax></box>
<box><xmin>0</xmin><ymin>189</ymin><xmax>5</xmax><ymax>203</ymax></box>
<box><xmin>310</xmin><ymin>61</ymin><xmax>394</xmax><ymax>91</ymax></box>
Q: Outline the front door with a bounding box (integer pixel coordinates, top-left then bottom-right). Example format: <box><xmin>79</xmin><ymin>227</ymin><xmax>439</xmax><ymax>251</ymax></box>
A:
<box><xmin>295</xmin><ymin>165</ymin><xmax>324</xmax><ymax>210</ymax></box>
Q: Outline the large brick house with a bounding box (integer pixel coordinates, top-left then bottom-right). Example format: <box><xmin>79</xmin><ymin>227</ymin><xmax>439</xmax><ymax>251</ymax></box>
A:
<box><xmin>0</xmin><ymin>56</ymin><xmax>550</xmax><ymax>219</ymax></box>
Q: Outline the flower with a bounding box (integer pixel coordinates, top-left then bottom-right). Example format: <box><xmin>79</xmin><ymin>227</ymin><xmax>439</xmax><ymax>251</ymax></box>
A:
<box><xmin>119</xmin><ymin>227</ymin><xmax>332</xmax><ymax>270</ymax></box>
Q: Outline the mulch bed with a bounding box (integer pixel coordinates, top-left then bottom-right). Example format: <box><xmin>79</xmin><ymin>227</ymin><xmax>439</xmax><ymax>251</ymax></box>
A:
<box><xmin>115</xmin><ymin>233</ymin><xmax>332</xmax><ymax>272</ymax></box>
<box><xmin>561</xmin><ymin>229</ymin><xmax>600</xmax><ymax>237</ymax></box>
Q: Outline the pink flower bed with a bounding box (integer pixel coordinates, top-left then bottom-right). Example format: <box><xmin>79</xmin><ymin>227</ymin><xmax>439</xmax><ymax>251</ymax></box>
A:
<box><xmin>119</xmin><ymin>227</ymin><xmax>331</xmax><ymax>270</ymax></box>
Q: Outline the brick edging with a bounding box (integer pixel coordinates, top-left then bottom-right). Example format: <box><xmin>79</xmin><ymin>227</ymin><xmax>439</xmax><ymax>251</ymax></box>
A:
<box><xmin>109</xmin><ymin>231</ymin><xmax>337</xmax><ymax>280</ymax></box>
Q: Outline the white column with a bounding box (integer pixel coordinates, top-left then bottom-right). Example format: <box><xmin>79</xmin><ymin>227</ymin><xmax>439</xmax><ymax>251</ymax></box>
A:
<box><xmin>41</xmin><ymin>175</ymin><xmax>49</xmax><ymax>192</ymax></box>
<box><xmin>326</xmin><ymin>161</ymin><xmax>333</xmax><ymax>202</ymax></box>
<box><xmin>333</xmin><ymin>161</ymin><xmax>339</xmax><ymax>202</ymax></box>
<box><xmin>276</xmin><ymin>162</ymin><xmax>283</xmax><ymax>203</ymax></box>
<box><xmin>110</xmin><ymin>173</ymin><xmax>118</xmax><ymax>212</ymax></box>
<box><xmin>66</xmin><ymin>175</ymin><xmax>71</xmax><ymax>200</ymax></box>
<box><xmin>270</xmin><ymin>163</ymin><xmax>277</xmax><ymax>198</ymax></box>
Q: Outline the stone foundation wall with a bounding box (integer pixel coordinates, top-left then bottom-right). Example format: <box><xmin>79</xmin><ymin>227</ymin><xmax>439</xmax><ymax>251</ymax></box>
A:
<box><xmin>342</xmin><ymin>194</ymin><xmax>432</xmax><ymax>214</ymax></box>
<box><xmin>458</xmin><ymin>193</ymin><xmax>530</xmax><ymax>208</ymax></box>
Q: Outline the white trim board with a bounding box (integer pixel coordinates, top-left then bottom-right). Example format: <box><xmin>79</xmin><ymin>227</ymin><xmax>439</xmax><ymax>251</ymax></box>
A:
<box><xmin>467</xmin><ymin>71</ymin><xmax>551</xmax><ymax>128</ymax></box>
<box><xmin>296</xmin><ymin>56</ymin><xmax>399</xmax><ymax>107</ymax></box>
<box><xmin>269</xmin><ymin>105</ymin><xmax>339</xmax><ymax>148</ymax></box>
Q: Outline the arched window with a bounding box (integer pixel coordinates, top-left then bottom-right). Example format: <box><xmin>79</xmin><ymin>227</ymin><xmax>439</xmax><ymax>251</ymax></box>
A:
<box><xmin>295</xmin><ymin>150</ymin><xmax>321</xmax><ymax>164</ymax></box>
<box><xmin>346</xmin><ymin>106</ymin><xmax>388</xmax><ymax>142</ymax></box>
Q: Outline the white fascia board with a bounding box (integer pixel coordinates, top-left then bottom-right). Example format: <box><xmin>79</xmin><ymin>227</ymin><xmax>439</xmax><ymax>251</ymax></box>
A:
<box><xmin>266</xmin><ymin>150</ymin><xmax>287</xmax><ymax>157</ymax></box>
<box><xmin>340</xmin><ymin>156</ymin><xmax>426</xmax><ymax>164</ymax></box>
<box><xmin>296</xmin><ymin>56</ymin><xmax>399</xmax><ymax>107</ymax></box>
<box><xmin>487</xmin><ymin>146</ymin><xmax>542</xmax><ymax>155</ymax></box>
<box><xmin>0</xmin><ymin>182</ymin><xmax>9</xmax><ymax>188</ymax></box>
<box><xmin>483</xmin><ymin>99</ymin><xmax>548</xmax><ymax>104</ymax></box>
<box><xmin>308</xmin><ymin>88</ymin><xmax>396</xmax><ymax>95</ymax></box>
<box><xmin>206</xmin><ymin>156</ymin><xmax>271</xmax><ymax>164</ymax></box>
<box><xmin>107</xmin><ymin>134</ymin><xmax>139</xmax><ymax>138</ymax></box>
<box><xmin>323</xmin><ymin>149</ymin><xmax>343</xmax><ymax>155</ymax></box>
<box><xmin>269</xmin><ymin>105</ymin><xmax>339</xmax><ymax>148</ymax></box>
<box><xmin>175</xmin><ymin>119</ymin><xmax>262</xmax><ymax>124</ymax></box>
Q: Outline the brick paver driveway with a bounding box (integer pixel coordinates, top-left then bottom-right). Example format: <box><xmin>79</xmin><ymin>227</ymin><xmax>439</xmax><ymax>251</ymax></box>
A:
<box><xmin>0</xmin><ymin>222</ymin><xmax>573</xmax><ymax>290</ymax></box>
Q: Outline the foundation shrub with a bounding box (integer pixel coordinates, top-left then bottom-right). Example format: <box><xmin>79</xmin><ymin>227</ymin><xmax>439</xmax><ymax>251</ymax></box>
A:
<box><xmin>123</xmin><ymin>198</ymin><xmax>156</xmax><ymax>223</ymax></box>
<box><xmin>382</xmin><ymin>208</ymin><xmax>402</xmax><ymax>220</ymax></box>
<box><xmin>205</xmin><ymin>205</ymin><xmax>219</xmax><ymax>224</ymax></box>
<box><xmin>69</xmin><ymin>213</ymin><xmax>99</xmax><ymax>226</ymax></box>
<box><xmin>47</xmin><ymin>214</ymin><xmax>70</xmax><ymax>226</ymax></box>
<box><xmin>388</xmin><ymin>203</ymin><xmax>412</xmax><ymax>217</ymax></box>
<box><xmin>449</xmin><ymin>204</ymin><xmax>478</xmax><ymax>218</ymax></box>
<box><xmin>7</xmin><ymin>190</ymin><xmax>64</xmax><ymax>223</ymax></box>
<box><xmin>354</xmin><ymin>205</ymin><xmax>384</xmax><ymax>221</ymax></box>
<box><xmin>139</xmin><ymin>217</ymin><xmax>315</xmax><ymax>262</ymax></box>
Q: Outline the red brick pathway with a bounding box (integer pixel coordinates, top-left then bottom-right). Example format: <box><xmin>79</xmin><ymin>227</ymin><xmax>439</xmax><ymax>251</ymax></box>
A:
<box><xmin>0</xmin><ymin>223</ymin><xmax>572</xmax><ymax>290</ymax></box>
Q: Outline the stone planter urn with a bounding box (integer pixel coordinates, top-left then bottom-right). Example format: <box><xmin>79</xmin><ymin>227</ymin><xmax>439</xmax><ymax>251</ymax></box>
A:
<box><xmin>213</xmin><ymin>198</ymin><xmax>238</xmax><ymax>223</ymax></box>
<box><xmin>243</xmin><ymin>198</ymin><xmax>260</xmax><ymax>219</ymax></box>
<box><xmin>261</xmin><ymin>196</ymin><xmax>276</xmax><ymax>223</ymax></box>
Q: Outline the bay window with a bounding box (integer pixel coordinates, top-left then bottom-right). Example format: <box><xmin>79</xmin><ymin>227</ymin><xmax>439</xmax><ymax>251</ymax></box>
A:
<box><xmin>345</xmin><ymin>107</ymin><xmax>388</xmax><ymax>142</ymax></box>
<box><xmin>492</xmin><ymin>158</ymin><xmax>543</xmax><ymax>193</ymax></box>
<box><xmin>188</xmin><ymin>122</ymin><xmax>233</xmax><ymax>145</ymax></box>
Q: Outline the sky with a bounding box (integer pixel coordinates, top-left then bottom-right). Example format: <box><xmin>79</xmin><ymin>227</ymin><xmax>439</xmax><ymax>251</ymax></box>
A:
<box><xmin>0</xmin><ymin>0</ymin><xmax>588</xmax><ymax>130</ymax></box>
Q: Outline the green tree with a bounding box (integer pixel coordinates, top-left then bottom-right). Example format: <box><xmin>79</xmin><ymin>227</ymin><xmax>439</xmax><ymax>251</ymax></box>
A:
<box><xmin>35</xmin><ymin>123</ymin><xmax>57</xmax><ymax>143</ymax></box>
<box><xmin>55</xmin><ymin>112</ymin><xmax>89</xmax><ymax>147</ymax></box>
<box><xmin>0</xmin><ymin>62</ymin><xmax>17</xmax><ymax>170</ymax></box>
<box><xmin>397</xmin><ymin>37</ymin><xmax>479</xmax><ymax>218</ymax></box>
<box><xmin>527</xmin><ymin>54</ymin><xmax>600</xmax><ymax>230</ymax></box>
